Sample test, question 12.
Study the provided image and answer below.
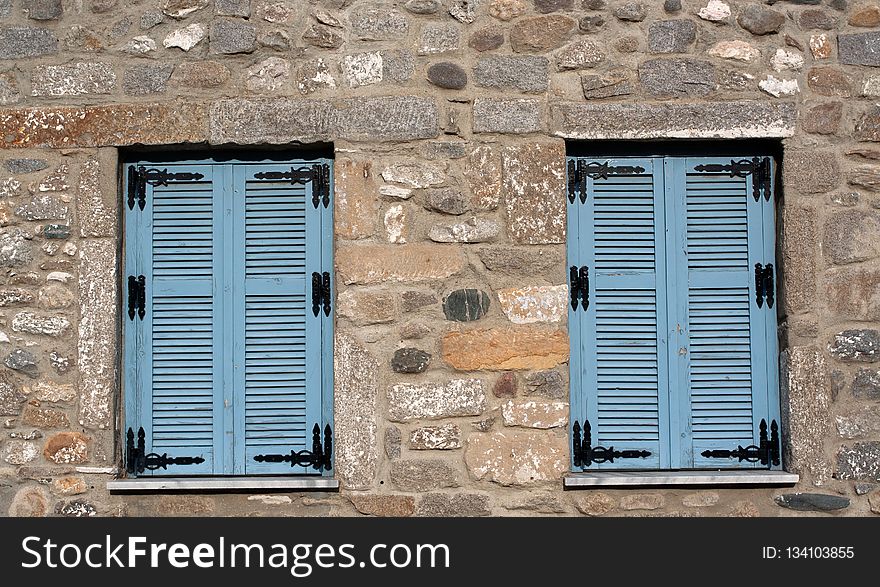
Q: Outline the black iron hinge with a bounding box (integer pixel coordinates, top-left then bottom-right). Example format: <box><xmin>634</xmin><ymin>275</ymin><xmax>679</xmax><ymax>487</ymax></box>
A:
<box><xmin>754</xmin><ymin>263</ymin><xmax>775</xmax><ymax>309</ymax></box>
<box><xmin>701</xmin><ymin>419</ymin><xmax>780</xmax><ymax>468</ymax></box>
<box><xmin>253</xmin><ymin>424</ymin><xmax>333</xmax><ymax>471</ymax></box>
<box><xmin>127</xmin><ymin>275</ymin><xmax>146</xmax><ymax>320</ymax></box>
<box><xmin>125</xmin><ymin>427</ymin><xmax>205</xmax><ymax>475</ymax></box>
<box><xmin>568</xmin><ymin>160</ymin><xmax>646</xmax><ymax>204</ymax></box>
<box><xmin>311</xmin><ymin>271</ymin><xmax>332</xmax><ymax>317</ymax></box>
<box><xmin>572</xmin><ymin>420</ymin><xmax>651</xmax><ymax>468</ymax></box>
<box><xmin>252</xmin><ymin>163</ymin><xmax>331</xmax><ymax>209</ymax></box>
<box><xmin>127</xmin><ymin>165</ymin><xmax>205</xmax><ymax>211</ymax></box>
<box><xmin>693</xmin><ymin>157</ymin><xmax>772</xmax><ymax>202</ymax></box>
<box><xmin>569</xmin><ymin>265</ymin><xmax>589</xmax><ymax>311</ymax></box>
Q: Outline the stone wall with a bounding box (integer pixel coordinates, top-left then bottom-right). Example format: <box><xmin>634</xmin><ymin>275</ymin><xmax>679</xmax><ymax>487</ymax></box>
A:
<box><xmin>0</xmin><ymin>0</ymin><xmax>878</xmax><ymax>517</ymax></box>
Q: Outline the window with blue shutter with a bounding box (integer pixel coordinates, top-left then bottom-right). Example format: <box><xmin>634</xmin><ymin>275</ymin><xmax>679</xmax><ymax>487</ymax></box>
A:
<box><xmin>123</xmin><ymin>157</ymin><xmax>334</xmax><ymax>477</ymax></box>
<box><xmin>568</xmin><ymin>154</ymin><xmax>780</xmax><ymax>471</ymax></box>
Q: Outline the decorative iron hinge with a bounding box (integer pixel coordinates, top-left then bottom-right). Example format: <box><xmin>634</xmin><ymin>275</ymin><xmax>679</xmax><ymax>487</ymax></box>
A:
<box><xmin>754</xmin><ymin>263</ymin><xmax>775</xmax><ymax>309</ymax></box>
<box><xmin>127</xmin><ymin>165</ymin><xmax>205</xmax><ymax>211</ymax></box>
<box><xmin>127</xmin><ymin>275</ymin><xmax>146</xmax><ymax>320</ymax></box>
<box><xmin>311</xmin><ymin>271</ymin><xmax>332</xmax><ymax>317</ymax></box>
<box><xmin>700</xmin><ymin>419</ymin><xmax>780</xmax><ymax>468</ymax></box>
<box><xmin>253</xmin><ymin>424</ymin><xmax>333</xmax><ymax>471</ymax></box>
<box><xmin>693</xmin><ymin>157</ymin><xmax>772</xmax><ymax>202</ymax></box>
<box><xmin>125</xmin><ymin>427</ymin><xmax>205</xmax><ymax>474</ymax></box>
<box><xmin>568</xmin><ymin>160</ymin><xmax>646</xmax><ymax>204</ymax></box>
<box><xmin>252</xmin><ymin>164</ymin><xmax>331</xmax><ymax>209</ymax></box>
<box><xmin>569</xmin><ymin>265</ymin><xmax>589</xmax><ymax>311</ymax></box>
<box><xmin>572</xmin><ymin>420</ymin><xmax>651</xmax><ymax>468</ymax></box>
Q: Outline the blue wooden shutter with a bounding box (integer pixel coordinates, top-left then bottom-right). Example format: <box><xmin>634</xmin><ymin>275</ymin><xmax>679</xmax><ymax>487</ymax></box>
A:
<box><xmin>568</xmin><ymin>158</ymin><xmax>669</xmax><ymax>469</ymax></box>
<box><xmin>679</xmin><ymin>157</ymin><xmax>780</xmax><ymax>469</ymax></box>
<box><xmin>124</xmin><ymin>164</ymin><xmax>220</xmax><ymax>476</ymax></box>
<box><xmin>235</xmin><ymin>164</ymin><xmax>326</xmax><ymax>475</ymax></box>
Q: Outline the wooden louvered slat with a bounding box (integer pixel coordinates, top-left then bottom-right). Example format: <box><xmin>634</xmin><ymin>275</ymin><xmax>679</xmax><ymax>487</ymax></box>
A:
<box><xmin>683</xmin><ymin>157</ymin><xmax>774</xmax><ymax>469</ymax></box>
<box><xmin>570</xmin><ymin>158</ymin><xmax>667</xmax><ymax>469</ymax></box>
<box><xmin>237</xmin><ymin>168</ymin><xmax>323</xmax><ymax>475</ymax></box>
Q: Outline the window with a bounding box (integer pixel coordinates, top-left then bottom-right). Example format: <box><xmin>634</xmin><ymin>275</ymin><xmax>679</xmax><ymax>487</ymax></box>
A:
<box><xmin>122</xmin><ymin>156</ymin><xmax>334</xmax><ymax>477</ymax></box>
<box><xmin>567</xmin><ymin>153</ymin><xmax>780</xmax><ymax>471</ymax></box>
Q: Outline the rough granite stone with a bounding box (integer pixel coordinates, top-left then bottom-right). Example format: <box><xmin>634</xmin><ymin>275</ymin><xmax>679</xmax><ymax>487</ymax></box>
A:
<box><xmin>473</xmin><ymin>98</ymin><xmax>542</xmax><ymax>134</ymax></box>
<box><xmin>409</xmin><ymin>423</ymin><xmax>462</xmax><ymax>450</ymax></box>
<box><xmin>474</xmin><ymin>55</ymin><xmax>549</xmax><ymax>93</ymax></box>
<box><xmin>5</xmin><ymin>349</ymin><xmax>39</xmax><ymax>378</ymax></box>
<box><xmin>210</xmin><ymin>19</ymin><xmax>256</xmax><ymax>54</ymax></box>
<box><xmin>78</xmin><ymin>240</ymin><xmax>116</xmax><ymax>428</ymax></box>
<box><xmin>390</xmin><ymin>459</ymin><xmax>459</xmax><ymax>491</ymax></box>
<box><xmin>502</xmin><ymin>142</ymin><xmax>566</xmax><ymax>244</ymax></box>
<box><xmin>639</xmin><ymin>58</ymin><xmax>715</xmax><ymax>98</ymax></box>
<box><xmin>350</xmin><ymin>4</ymin><xmax>409</xmax><ymax>41</ymax></box>
<box><xmin>334</xmin><ymin>333</ymin><xmax>379</xmax><ymax>490</ymax></box>
<box><xmin>415</xmin><ymin>493</ymin><xmax>490</xmax><ymax>516</ymax></box>
<box><xmin>836</xmin><ymin>442</ymin><xmax>880</xmax><ymax>481</ymax></box>
<box><xmin>823</xmin><ymin>210</ymin><xmax>880</xmax><ymax>265</ymax></box>
<box><xmin>509</xmin><ymin>15</ymin><xmax>576</xmax><ymax>53</ymax></box>
<box><xmin>839</xmin><ymin>32</ymin><xmax>880</xmax><ymax>67</ymax></box>
<box><xmin>23</xmin><ymin>0</ymin><xmax>62</xmax><ymax>20</ymax></box>
<box><xmin>737</xmin><ymin>5</ymin><xmax>785</xmax><ymax>35</ymax></box>
<box><xmin>391</xmin><ymin>348</ymin><xmax>431</xmax><ymax>374</ymax></box>
<box><xmin>387</xmin><ymin>379</ymin><xmax>486</xmax><ymax>421</ymax></box>
<box><xmin>780</xmin><ymin>347</ymin><xmax>832</xmax><ymax>485</ymax></box>
<box><xmin>0</xmin><ymin>26</ymin><xmax>59</xmax><ymax>59</ymax></box>
<box><xmin>123</xmin><ymin>64</ymin><xmax>174</xmax><ymax>96</ymax></box>
<box><xmin>465</xmin><ymin>430</ymin><xmax>567</xmax><ymax>485</ymax></box>
<box><xmin>337</xmin><ymin>244</ymin><xmax>465</xmax><ymax>284</ymax></box>
<box><xmin>648</xmin><ymin>19</ymin><xmax>696</xmax><ymax>54</ymax></box>
<box><xmin>552</xmin><ymin>101</ymin><xmax>797</xmax><ymax>139</ymax></box>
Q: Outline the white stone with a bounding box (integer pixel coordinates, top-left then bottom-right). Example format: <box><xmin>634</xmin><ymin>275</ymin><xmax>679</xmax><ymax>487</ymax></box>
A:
<box><xmin>381</xmin><ymin>161</ymin><xmax>445</xmax><ymax>188</ymax></box>
<box><xmin>698</xmin><ymin>0</ymin><xmax>730</xmax><ymax>22</ymax></box>
<box><xmin>246</xmin><ymin>57</ymin><xmax>291</xmax><ymax>93</ymax></box>
<box><xmin>161</xmin><ymin>0</ymin><xmax>208</xmax><ymax>19</ymax></box>
<box><xmin>122</xmin><ymin>36</ymin><xmax>157</xmax><ymax>55</ymax></box>
<box><xmin>428</xmin><ymin>217</ymin><xmax>500</xmax><ymax>243</ymax></box>
<box><xmin>770</xmin><ymin>48</ymin><xmax>804</xmax><ymax>72</ymax></box>
<box><xmin>384</xmin><ymin>204</ymin><xmax>407</xmax><ymax>244</ymax></box>
<box><xmin>810</xmin><ymin>34</ymin><xmax>831</xmax><ymax>60</ymax></box>
<box><xmin>0</xmin><ymin>332</ymin><xmax>9</xmax><ymax>344</ymax></box>
<box><xmin>342</xmin><ymin>52</ymin><xmax>383</xmax><ymax>88</ymax></box>
<box><xmin>62</xmin><ymin>242</ymin><xmax>77</xmax><ymax>256</ymax></box>
<box><xmin>379</xmin><ymin>185</ymin><xmax>414</xmax><ymax>199</ymax></box>
<box><xmin>29</xmin><ymin>381</ymin><xmax>76</xmax><ymax>403</ymax></box>
<box><xmin>388</xmin><ymin>379</ymin><xmax>486</xmax><ymax>422</ymax></box>
<box><xmin>410</xmin><ymin>424</ymin><xmax>462</xmax><ymax>450</ymax></box>
<box><xmin>315</xmin><ymin>9</ymin><xmax>342</xmax><ymax>28</ymax></box>
<box><xmin>247</xmin><ymin>495</ymin><xmax>292</xmax><ymax>505</ymax></box>
<box><xmin>31</xmin><ymin>64</ymin><xmax>116</xmax><ymax>97</ymax></box>
<box><xmin>759</xmin><ymin>75</ymin><xmax>799</xmax><ymax>98</ymax></box>
<box><xmin>501</xmin><ymin>400</ymin><xmax>568</xmax><ymax>429</ymax></box>
<box><xmin>47</xmin><ymin>271</ymin><xmax>73</xmax><ymax>283</ymax></box>
<box><xmin>163</xmin><ymin>24</ymin><xmax>207</xmax><ymax>51</ymax></box>
<box><xmin>0</xmin><ymin>178</ymin><xmax>21</xmax><ymax>198</ymax></box>
<box><xmin>864</xmin><ymin>77</ymin><xmax>880</xmax><ymax>97</ymax></box>
<box><xmin>707</xmin><ymin>40</ymin><xmax>760</xmax><ymax>63</ymax></box>
<box><xmin>3</xmin><ymin>440</ymin><xmax>38</xmax><ymax>464</ymax></box>
<box><xmin>12</xmin><ymin>312</ymin><xmax>70</xmax><ymax>337</ymax></box>
<box><xmin>497</xmin><ymin>284</ymin><xmax>568</xmax><ymax>324</ymax></box>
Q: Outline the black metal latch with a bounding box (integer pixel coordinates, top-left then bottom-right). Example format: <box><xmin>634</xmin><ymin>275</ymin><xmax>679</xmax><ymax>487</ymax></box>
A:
<box><xmin>126</xmin><ymin>427</ymin><xmax>205</xmax><ymax>474</ymax></box>
<box><xmin>701</xmin><ymin>419</ymin><xmax>780</xmax><ymax>468</ymax></box>
<box><xmin>693</xmin><ymin>157</ymin><xmax>772</xmax><ymax>202</ymax></box>
<box><xmin>253</xmin><ymin>164</ymin><xmax>331</xmax><ymax>209</ymax></box>
<box><xmin>311</xmin><ymin>271</ymin><xmax>331</xmax><ymax>317</ymax></box>
<box><xmin>572</xmin><ymin>420</ymin><xmax>651</xmax><ymax>468</ymax></box>
<box><xmin>253</xmin><ymin>424</ymin><xmax>333</xmax><ymax>471</ymax></box>
<box><xmin>754</xmin><ymin>263</ymin><xmax>775</xmax><ymax>309</ymax></box>
<box><xmin>569</xmin><ymin>265</ymin><xmax>589</xmax><ymax>311</ymax></box>
<box><xmin>127</xmin><ymin>275</ymin><xmax>146</xmax><ymax>320</ymax></box>
<box><xmin>127</xmin><ymin>165</ymin><xmax>205</xmax><ymax>211</ymax></box>
<box><xmin>568</xmin><ymin>160</ymin><xmax>647</xmax><ymax>204</ymax></box>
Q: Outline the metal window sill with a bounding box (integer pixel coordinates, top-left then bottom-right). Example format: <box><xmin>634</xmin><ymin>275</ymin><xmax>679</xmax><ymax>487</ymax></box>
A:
<box><xmin>108</xmin><ymin>477</ymin><xmax>339</xmax><ymax>494</ymax></box>
<box><xmin>564</xmin><ymin>470</ymin><xmax>799</xmax><ymax>489</ymax></box>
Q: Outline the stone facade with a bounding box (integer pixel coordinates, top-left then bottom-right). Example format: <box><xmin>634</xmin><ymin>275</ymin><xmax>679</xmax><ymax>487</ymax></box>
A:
<box><xmin>0</xmin><ymin>0</ymin><xmax>878</xmax><ymax>518</ymax></box>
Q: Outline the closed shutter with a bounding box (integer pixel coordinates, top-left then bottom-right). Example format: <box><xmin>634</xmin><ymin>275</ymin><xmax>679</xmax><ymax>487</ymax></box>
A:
<box><xmin>568</xmin><ymin>158</ymin><xmax>669</xmax><ymax>470</ymax></box>
<box><xmin>567</xmin><ymin>154</ymin><xmax>780</xmax><ymax>471</ymax></box>
<box><xmin>124</xmin><ymin>164</ymin><xmax>219</xmax><ymax>475</ymax></box>
<box><xmin>124</xmin><ymin>159</ymin><xmax>334</xmax><ymax>477</ymax></box>
<box><xmin>680</xmin><ymin>157</ymin><xmax>779</xmax><ymax>468</ymax></box>
<box><xmin>235</xmin><ymin>165</ymin><xmax>325</xmax><ymax>475</ymax></box>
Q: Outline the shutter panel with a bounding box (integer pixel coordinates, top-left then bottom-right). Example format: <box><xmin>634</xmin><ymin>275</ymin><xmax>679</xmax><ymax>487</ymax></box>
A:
<box><xmin>127</xmin><ymin>164</ymin><xmax>220</xmax><ymax>476</ymax></box>
<box><xmin>569</xmin><ymin>158</ymin><xmax>669</xmax><ymax>469</ymax></box>
<box><xmin>236</xmin><ymin>165</ymin><xmax>324</xmax><ymax>475</ymax></box>
<box><xmin>681</xmin><ymin>157</ymin><xmax>777</xmax><ymax>469</ymax></box>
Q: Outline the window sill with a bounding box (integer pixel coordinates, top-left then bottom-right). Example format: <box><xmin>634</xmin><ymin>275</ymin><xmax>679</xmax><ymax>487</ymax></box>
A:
<box><xmin>564</xmin><ymin>470</ymin><xmax>799</xmax><ymax>489</ymax></box>
<box><xmin>107</xmin><ymin>476</ymin><xmax>339</xmax><ymax>494</ymax></box>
